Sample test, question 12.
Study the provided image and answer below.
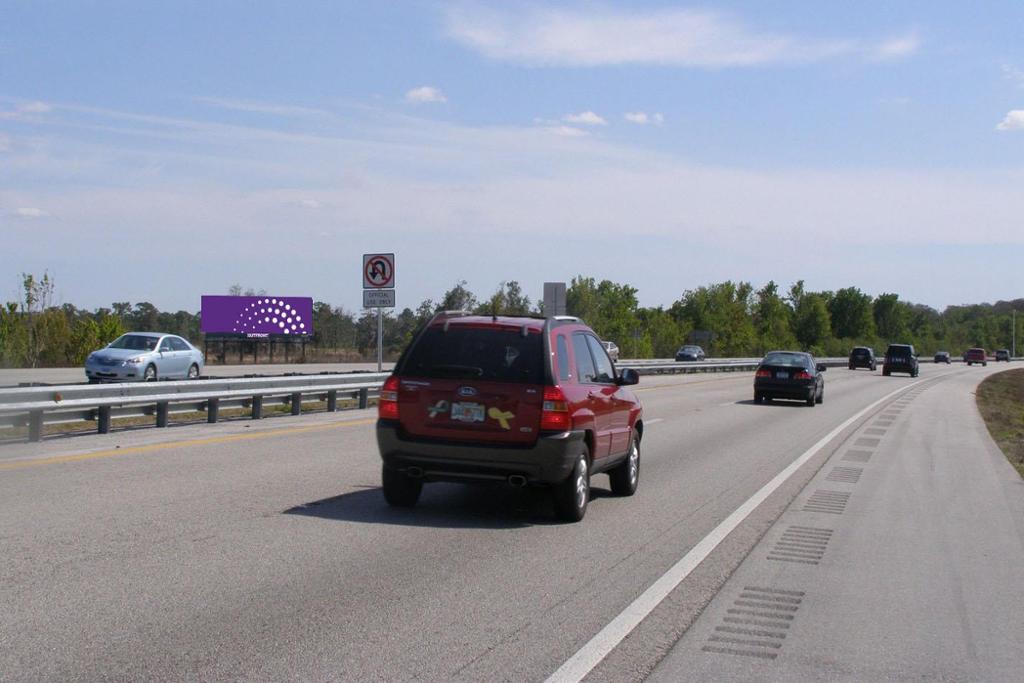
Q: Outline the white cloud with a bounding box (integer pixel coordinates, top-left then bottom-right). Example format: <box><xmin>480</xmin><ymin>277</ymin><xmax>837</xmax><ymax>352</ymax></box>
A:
<box><xmin>196</xmin><ymin>97</ymin><xmax>329</xmax><ymax>117</ymax></box>
<box><xmin>548</xmin><ymin>125</ymin><xmax>589</xmax><ymax>137</ymax></box>
<box><xmin>405</xmin><ymin>86</ymin><xmax>447</xmax><ymax>103</ymax></box>
<box><xmin>445</xmin><ymin>6</ymin><xmax>906</xmax><ymax>67</ymax></box>
<box><xmin>14</xmin><ymin>207</ymin><xmax>48</xmax><ymax>218</ymax></box>
<box><xmin>996</xmin><ymin>110</ymin><xmax>1024</xmax><ymax>131</ymax></box>
<box><xmin>624</xmin><ymin>112</ymin><xmax>664</xmax><ymax>125</ymax></box>
<box><xmin>297</xmin><ymin>198</ymin><xmax>322</xmax><ymax>209</ymax></box>
<box><xmin>1003</xmin><ymin>64</ymin><xmax>1024</xmax><ymax>88</ymax></box>
<box><xmin>878</xmin><ymin>96</ymin><xmax>912</xmax><ymax>107</ymax></box>
<box><xmin>563</xmin><ymin>111</ymin><xmax>606</xmax><ymax>126</ymax></box>
<box><xmin>0</xmin><ymin>133</ymin><xmax>9</xmax><ymax>152</ymax></box>
<box><xmin>18</xmin><ymin>101</ymin><xmax>51</xmax><ymax>114</ymax></box>
<box><xmin>869</xmin><ymin>32</ymin><xmax>920</xmax><ymax>61</ymax></box>
<box><xmin>0</xmin><ymin>100</ymin><xmax>53</xmax><ymax>120</ymax></box>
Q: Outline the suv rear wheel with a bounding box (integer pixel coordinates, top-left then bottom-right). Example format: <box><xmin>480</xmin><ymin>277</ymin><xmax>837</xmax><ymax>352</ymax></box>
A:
<box><xmin>553</xmin><ymin>449</ymin><xmax>590</xmax><ymax>522</ymax></box>
<box><xmin>382</xmin><ymin>465</ymin><xmax>422</xmax><ymax>508</ymax></box>
<box><xmin>609</xmin><ymin>436</ymin><xmax>640</xmax><ymax>496</ymax></box>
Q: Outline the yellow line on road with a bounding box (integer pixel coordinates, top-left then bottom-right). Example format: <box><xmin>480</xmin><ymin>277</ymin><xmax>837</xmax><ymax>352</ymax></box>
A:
<box><xmin>0</xmin><ymin>418</ymin><xmax>377</xmax><ymax>472</ymax></box>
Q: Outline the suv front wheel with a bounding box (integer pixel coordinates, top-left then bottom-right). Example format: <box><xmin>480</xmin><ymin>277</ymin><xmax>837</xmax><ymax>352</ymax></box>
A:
<box><xmin>554</xmin><ymin>449</ymin><xmax>590</xmax><ymax>522</ymax></box>
<box><xmin>609</xmin><ymin>436</ymin><xmax>640</xmax><ymax>496</ymax></box>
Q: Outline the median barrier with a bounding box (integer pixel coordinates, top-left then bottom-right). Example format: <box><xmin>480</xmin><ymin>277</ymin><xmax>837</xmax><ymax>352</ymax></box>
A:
<box><xmin>0</xmin><ymin>373</ymin><xmax>389</xmax><ymax>441</ymax></box>
<box><xmin>3</xmin><ymin>355</ymin><xmax>1004</xmax><ymax>442</ymax></box>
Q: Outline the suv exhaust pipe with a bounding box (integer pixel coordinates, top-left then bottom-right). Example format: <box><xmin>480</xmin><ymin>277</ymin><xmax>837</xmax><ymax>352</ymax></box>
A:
<box><xmin>508</xmin><ymin>475</ymin><xmax>527</xmax><ymax>488</ymax></box>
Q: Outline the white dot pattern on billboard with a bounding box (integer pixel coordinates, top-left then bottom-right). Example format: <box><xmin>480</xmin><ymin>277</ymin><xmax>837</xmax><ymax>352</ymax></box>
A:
<box><xmin>232</xmin><ymin>298</ymin><xmax>306</xmax><ymax>334</ymax></box>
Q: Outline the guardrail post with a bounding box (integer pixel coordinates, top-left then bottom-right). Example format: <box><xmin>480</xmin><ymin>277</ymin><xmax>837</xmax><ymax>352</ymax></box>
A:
<box><xmin>251</xmin><ymin>395</ymin><xmax>263</xmax><ymax>420</ymax></box>
<box><xmin>207</xmin><ymin>398</ymin><xmax>220</xmax><ymax>423</ymax></box>
<box><xmin>327</xmin><ymin>390</ymin><xmax>338</xmax><ymax>412</ymax></box>
<box><xmin>98</xmin><ymin>406</ymin><xmax>111</xmax><ymax>434</ymax></box>
<box><xmin>291</xmin><ymin>392</ymin><xmax>302</xmax><ymax>415</ymax></box>
<box><xmin>358</xmin><ymin>387</ymin><xmax>368</xmax><ymax>409</ymax></box>
<box><xmin>28</xmin><ymin>410</ymin><xmax>43</xmax><ymax>442</ymax></box>
<box><xmin>156</xmin><ymin>401</ymin><xmax>169</xmax><ymax>428</ymax></box>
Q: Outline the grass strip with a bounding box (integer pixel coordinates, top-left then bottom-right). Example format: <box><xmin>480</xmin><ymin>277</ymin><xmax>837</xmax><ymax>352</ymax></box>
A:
<box><xmin>976</xmin><ymin>368</ymin><xmax>1024</xmax><ymax>478</ymax></box>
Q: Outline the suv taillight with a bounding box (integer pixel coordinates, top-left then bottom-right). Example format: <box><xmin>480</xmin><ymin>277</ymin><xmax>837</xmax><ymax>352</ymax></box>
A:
<box><xmin>378</xmin><ymin>375</ymin><xmax>400</xmax><ymax>420</ymax></box>
<box><xmin>540</xmin><ymin>385</ymin><xmax>570</xmax><ymax>431</ymax></box>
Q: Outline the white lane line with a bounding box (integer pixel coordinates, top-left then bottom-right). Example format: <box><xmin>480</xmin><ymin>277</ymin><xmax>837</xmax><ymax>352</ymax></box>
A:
<box><xmin>545</xmin><ymin>379</ymin><xmax>924</xmax><ymax>683</ymax></box>
<box><xmin>645</xmin><ymin>418</ymin><xmax>664</xmax><ymax>425</ymax></box>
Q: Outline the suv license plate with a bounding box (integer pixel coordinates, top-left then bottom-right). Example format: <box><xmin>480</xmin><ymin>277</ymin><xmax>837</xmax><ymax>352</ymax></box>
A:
<box><xmin>776</xmin><ymin>371</ymin><xmax>788</xmax><ymax>379</ymax></box>
<box><xmin>451</xmin><ymin>402</ymin><xmax>485</xmax><ymax>423</ymax></box>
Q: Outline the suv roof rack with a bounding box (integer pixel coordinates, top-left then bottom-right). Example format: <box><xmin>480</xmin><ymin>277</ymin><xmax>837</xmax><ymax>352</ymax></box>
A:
<box><xmin>550</xmin><ymin>315</ymin><xmax>582</xmax><ymax>322</ymax></box>
<box><xmin>432</xmin><ymin>310</ymin><xmax>473</xmax><ymax>318</ymax></box>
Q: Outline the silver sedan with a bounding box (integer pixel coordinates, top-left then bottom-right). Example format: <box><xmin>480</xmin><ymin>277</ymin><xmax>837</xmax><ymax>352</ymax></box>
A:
<box><xmin>85</xmin><ymin>332</ymin><xmax>204</xmax><ymax>382</ymax></box>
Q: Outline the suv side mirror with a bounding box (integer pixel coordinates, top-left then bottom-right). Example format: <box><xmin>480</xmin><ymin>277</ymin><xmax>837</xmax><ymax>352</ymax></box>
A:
<box><xmin>816</xmin><ymin>363</ymin><xmax>827</xmax><ymax>372</ymax></box>
<box><xmin>616</xmin><ymin>368</ymin><xmax>639</xmax><ymax>386</ymax></box>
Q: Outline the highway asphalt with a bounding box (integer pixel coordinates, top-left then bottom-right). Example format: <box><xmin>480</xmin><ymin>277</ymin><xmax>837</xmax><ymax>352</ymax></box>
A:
<box><xmin>1</xmin><ymin>363</ymin><xmax>1020</xmax><ymax>681</ymax></box>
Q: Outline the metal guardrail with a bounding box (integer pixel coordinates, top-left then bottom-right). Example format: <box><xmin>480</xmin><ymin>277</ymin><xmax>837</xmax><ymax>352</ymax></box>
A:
<box><xmin>620</xmin><ymin>357</ymin><xmax>851</xmax><ymax>375</ymax></box>
<box><xmin>2</xmin><ymin>356</ymin><xmax>1015</xmax><ymax>442</ymax></box>
<box><xmin>0</xmin><ymin>373</ymin><xmax>390</xmax><ymax>441</ymax></box>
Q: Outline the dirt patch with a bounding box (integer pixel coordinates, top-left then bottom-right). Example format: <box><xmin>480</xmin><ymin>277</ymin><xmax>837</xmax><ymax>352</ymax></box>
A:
<box><xmin>976</xmin><ymin>368</ymin><xmax>1024</xmax><ymax>478</ymax></box>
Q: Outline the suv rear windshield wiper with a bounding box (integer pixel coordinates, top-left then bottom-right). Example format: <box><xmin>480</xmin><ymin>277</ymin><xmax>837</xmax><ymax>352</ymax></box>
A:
<box><xmin>423</xmin><ymin>364</ymin><xmax>485</xmax><ymax>378</ymax></box>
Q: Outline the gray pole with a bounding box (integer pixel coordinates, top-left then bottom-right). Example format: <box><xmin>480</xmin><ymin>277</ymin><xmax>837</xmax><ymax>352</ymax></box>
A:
<box><xmin>1013</xmin><ymin>309</ymin><xmax>1016</xmax><ymax>358</ymax></box>
<box><xmin>377</xmin><ymin>307</ymin><xmax>383</xmax><ymax>372</ymax></box>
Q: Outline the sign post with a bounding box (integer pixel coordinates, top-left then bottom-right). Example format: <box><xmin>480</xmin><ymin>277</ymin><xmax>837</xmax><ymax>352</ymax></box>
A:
<box><xmin>363</xmin><ymin>253</ymin><xmax>396</xmax><ymax>372</ymax></box>
<box><xmin>543</xmin><ymin>282</ymin><xmax>566</xmax><ymax>317</ymax></box>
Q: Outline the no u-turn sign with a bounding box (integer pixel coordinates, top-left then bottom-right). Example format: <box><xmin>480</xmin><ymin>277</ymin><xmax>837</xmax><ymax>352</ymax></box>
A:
<box><xmin>363</xmin><ymin>253</ymin><xmax>395</xmax><ymax>289</ymax></box>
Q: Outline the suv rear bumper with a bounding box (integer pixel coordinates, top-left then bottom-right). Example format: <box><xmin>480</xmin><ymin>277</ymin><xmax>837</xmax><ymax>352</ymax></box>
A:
<box><xmin>883</xmin><ymin>363</ymin><xmax>918</xmax><ymax>375</ymax></box>
<box><xmin>376</xmin><ymin>420</ymin><xmax>585</xmax><ymax>485</ymax></box>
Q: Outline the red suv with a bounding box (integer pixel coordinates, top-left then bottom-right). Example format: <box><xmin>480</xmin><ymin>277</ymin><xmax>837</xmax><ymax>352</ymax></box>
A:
<box><xmin>965</xmin><ymin>348</ymin><xmax>987</xmax><ymax>366</ymax></box>
<box><xmin>376</xmin><ymin>313</ymin><xmax>643</xmax><ymax>522</ymax></box>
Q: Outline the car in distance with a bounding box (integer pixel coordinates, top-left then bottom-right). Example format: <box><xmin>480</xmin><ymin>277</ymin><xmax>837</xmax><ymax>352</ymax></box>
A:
<box><xmin>934</xmin><ymin>351</ymin><xmax>951</xmax><ymax>364</ymax></box>
<box><xmin>964</xmin><ymin>348</ymin><xmax>988</xmax><ymax>366</ymax></box>
<box><xmin>675</xmin><ymin>345</ymin><xmax>705</xmax><ymax>362</ymax></box>
<box><xmin>848</xmin><ymin>346</ymin><xmax>876</xmax><ymax>371</ymax></box>
<box><xmin>882</xmin><ymin>344</ymin><xmax>919</xmax><ymax>377</ymax></box>
<box><xmin>754</xmin><ymin>351</ymin><xmax>825</xmax><ymax>406</ymax></box>
<box><xmin>601</xmin><ymin>340</ymin><xmax>620</xmax><ymax>362</ymax></box>
<box><xmin>85</xmin><ymin>332</ymin><xmax>204</xmax><ymax>382</ymax></box>
<box><xmin>376</xmin><ymin>313</ymin><xmax>643</xmax><ymax>522</ymax></box>
<box><xmin>995</xmin><ymin>349</ymin><xmax>1011</xmax><ymax>362</ymax></box>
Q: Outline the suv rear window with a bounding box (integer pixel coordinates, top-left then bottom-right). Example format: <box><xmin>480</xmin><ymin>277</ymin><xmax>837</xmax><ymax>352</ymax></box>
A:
<box><xmin>399</xmin><ymin>326</ymin><xmax>544</xmax><ymax>384</ymax></box>
<box><xmin>886</xmin><ymin>345</ymin><xmax>912</xmax><ymax>357</ymax></box>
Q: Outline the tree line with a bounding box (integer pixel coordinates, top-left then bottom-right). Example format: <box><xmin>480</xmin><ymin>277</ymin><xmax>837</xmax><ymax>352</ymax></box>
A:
<box><xmin>1</xmin><ymin>273</ymin><xmax>1020</xmax><ymax>367</ymax></box>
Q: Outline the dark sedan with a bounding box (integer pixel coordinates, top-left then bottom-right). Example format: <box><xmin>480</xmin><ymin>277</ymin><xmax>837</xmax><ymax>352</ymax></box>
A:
<box><xmin>754</xmin><ymin>351</ymin><xmax>825</xmax><ymax>407</ymax></box>
<box><xmin>934</xmin><ymin>351</ymin><xmax>951</xmax><ymax>364</ymax></box>
<box><xmin>675</xmin><ymin>345</ymin><xmax>705</xmax><ymax>362</ymax></box>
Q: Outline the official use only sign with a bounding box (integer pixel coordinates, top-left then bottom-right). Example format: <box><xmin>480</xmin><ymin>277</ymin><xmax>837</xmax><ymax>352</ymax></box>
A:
<box><xmin>363</xmin><ymin>289</ymin><xmax>396</xmax><ymax>308</ymax></box>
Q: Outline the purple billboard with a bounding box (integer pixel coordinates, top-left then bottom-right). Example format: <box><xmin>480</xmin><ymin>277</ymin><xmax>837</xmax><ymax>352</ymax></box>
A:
<box><xmin>201</xmin><ymin>296</ymin><xmax>313</xmax><ymax>337</ymax></box>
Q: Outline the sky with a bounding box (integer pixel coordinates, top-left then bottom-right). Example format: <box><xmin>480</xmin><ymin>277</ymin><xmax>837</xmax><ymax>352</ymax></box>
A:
<box><xmin>2</xmin><ymin>1</ymin><xmax>1023</xmax><ymax>315</ymax></box>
